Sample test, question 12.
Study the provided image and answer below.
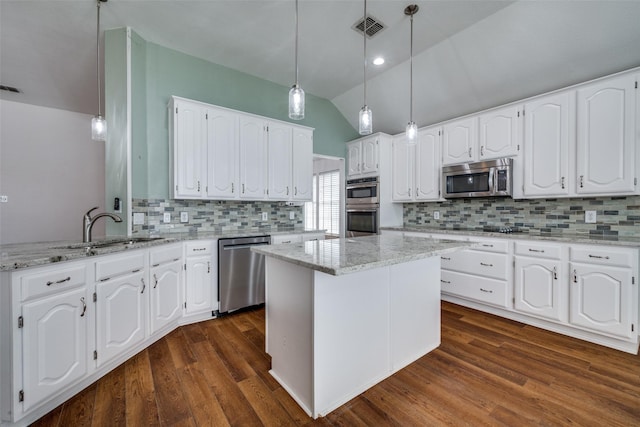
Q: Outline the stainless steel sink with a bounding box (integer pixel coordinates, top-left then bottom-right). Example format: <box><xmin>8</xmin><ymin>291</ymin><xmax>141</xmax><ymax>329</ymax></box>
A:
<box><xmin>54</xmin><ymin>237</ymin><xmax>165</xmax><ymax>250</ymax></box>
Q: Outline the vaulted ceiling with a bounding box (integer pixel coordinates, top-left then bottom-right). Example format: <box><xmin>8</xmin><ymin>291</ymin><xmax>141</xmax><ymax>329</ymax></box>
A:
<box><xmin>2</xmin><ymin>1</ymin><xmax>640</xmax><ymax>136</ymax></box>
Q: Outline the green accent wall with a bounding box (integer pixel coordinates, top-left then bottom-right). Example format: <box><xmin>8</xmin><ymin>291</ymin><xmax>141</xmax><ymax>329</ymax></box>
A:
<box><xmin>106</xmin><ymin>28</ymin><xmax>358</xmax><ymax>200</ymax></box>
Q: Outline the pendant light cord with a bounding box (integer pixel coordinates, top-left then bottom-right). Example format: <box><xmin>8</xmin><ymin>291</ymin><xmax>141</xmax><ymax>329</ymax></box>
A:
<box><xmin>409</xmin><ymin>12</ymin><xmax>413</xmax><ymax>122</ymax></box>
<box><xmin>294</xmin><ymin>0</ymin><xmax>299</xmax><ymax>86</ymax></box>
<box><xmin>363</xmin><ymin>0</ymin><xmax>367</xmax><ymax>106</ymax></box>
<box><xmin>96</xmin><ymin>0</ymin><xmax>102</xmax><ymax>117</ymax></box>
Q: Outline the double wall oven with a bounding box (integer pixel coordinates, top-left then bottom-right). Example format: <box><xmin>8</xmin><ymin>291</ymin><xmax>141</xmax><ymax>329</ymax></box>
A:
<box><xmin>346</xmin><ymin>177</ymin><xmax>379</xmax><ymax>237</ymax></box>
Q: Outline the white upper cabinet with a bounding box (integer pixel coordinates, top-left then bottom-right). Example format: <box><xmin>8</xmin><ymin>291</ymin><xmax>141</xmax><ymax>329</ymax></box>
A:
<box><xmin>206</xmin><ymin>107</ymin><xmax>238</xmax><ymax>198</ymax></box>
<box><xmin>267</xmin><ymin>122</ymin><xmax>293</xmax><ymax>200</ymax></box>
<box><xmin>239</xmin><ymin>115</ymin><xmax>267</xmax><ymax>199</ymax></box>
<box><xmin>576</xmin><ymin>74</ymin><xmax>637</xmax><ymax>195</ymax></box>
<box><xmin>292</xmin><ymin>127</ymin><xmax>313</xmax><ymax>200</ymax></box>
<box><xmin>391</xmin><ymin>127</ymin><xmax>441</xmax><ymax>202</ymax></box>
<box><xmin>478</xmin><ymin>104</ymin><xmax>522</xmax><ymax>160</ymax></box>
<box><xmin>523</xmin><ymin>91</ymin><xmax>575</xmax><ymax>197</ymax></box>
<box><xmin>170</xmin><ymin>96</ymin><xmax>313</xmax><ymax>202</ymax></box>
<box><xmin>347</xmin><ymin>137</ymin><xmax>379</xmax><ymax>178</ymax></box>
<box><xmin>442</xmin><ymin>117</ymin><xmax>477</xmax><ymax>165</ymax></box>
<box><xmin>172</xmin><ymin>99</ymin><xmax>206</xmax><ymax>198</ymax></box>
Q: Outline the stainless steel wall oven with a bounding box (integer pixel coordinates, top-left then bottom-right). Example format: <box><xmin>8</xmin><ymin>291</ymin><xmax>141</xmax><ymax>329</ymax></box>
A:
<box><xmin>346</xmin><ymin>177</ymin><xmax>380</xmax><ymax>237</ymax></box>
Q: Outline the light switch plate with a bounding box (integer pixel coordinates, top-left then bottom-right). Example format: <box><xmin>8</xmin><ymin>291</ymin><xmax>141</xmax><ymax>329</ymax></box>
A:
<box><xmin>180</xmin><ymin>212</ymin><xmax>189</xmax><ymax>223</ymax></box>
<box><xmin>163</xmin><ymin>212</ymin><xmax>171</xmax><ymax>223</ymax></box>
<box><xmin>585</xmin><ymin>210</ymin><xmax>597</xmax><ymax>223</ymax></box>
<box><xmin>289</xmin><ymin>211</ymin><xmax>295</xmax><ymax>220</ymax></box>
<box><xmin>133</xmin><ymin>212</ymin><xmax>145</xmax><ymax>225</ymax></box>
<box><xmin>433</xmin><ymin>211</ymin><xmax>440</xmax><ymax>220</ymax></box>
<box><xmin>262</xmin><ymin>212</ymin><xmax>268</xmax><ymax>221</ymax></box>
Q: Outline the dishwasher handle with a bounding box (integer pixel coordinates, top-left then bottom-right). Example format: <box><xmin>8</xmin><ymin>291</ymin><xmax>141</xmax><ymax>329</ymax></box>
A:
<box><xmin>222</xmin><ymin>242</ymin><xmax>270</xmax><ymax>250</ymax></box>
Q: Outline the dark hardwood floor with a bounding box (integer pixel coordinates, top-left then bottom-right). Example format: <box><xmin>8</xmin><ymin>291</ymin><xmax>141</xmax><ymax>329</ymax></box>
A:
<box><xmin>31</xmin><ymin>302</ymin><xmax>640</xmax><ymax>426</ymax></box>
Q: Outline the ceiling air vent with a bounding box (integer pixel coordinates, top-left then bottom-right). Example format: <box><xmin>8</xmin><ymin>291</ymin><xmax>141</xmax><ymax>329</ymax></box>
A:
<box><xmin>352</xmin><ymin>15</ymin><xmax>385</xmax><ymax>38</ymax></box>
<box><xmin>0</xmin><ymin>84</ymin><xmax>21</xmax><ymax>93</ymax></box>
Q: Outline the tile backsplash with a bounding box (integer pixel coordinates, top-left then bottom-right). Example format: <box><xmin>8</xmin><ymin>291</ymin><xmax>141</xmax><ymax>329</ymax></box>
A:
<box><xmin>132</xmin><ymin>199</ymin><xmax>304</xmax><ymax>234</ymax></box>
<box><xmin>403</xmin><ymin>195</ymin><xmax>640</xmax><ymax>237</ymax></box>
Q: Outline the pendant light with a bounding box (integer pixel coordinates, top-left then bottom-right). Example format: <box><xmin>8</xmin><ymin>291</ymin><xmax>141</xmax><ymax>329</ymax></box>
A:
<box><xmin>91</xmin><ymin>0</ymin><xmax>107</xmax><ymax>141</ymax></box>
<box><xmin>405</xmin><ymin>4</ymin><xmax>419</xmax><ymax>142</ymax></box>
<box><xmin>358</xmin><ymin>0</ymin><xmax>372</xmax><ymax>135</ymax></box>
<box><xmin>288</xmin><ymin>0</ymin><xmax>305</xmax><ymax>120</ymax></box>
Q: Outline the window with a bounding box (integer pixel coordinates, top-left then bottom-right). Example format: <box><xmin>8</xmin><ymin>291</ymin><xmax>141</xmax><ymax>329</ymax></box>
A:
<box><xmin>305</xmin><ymin>170</ymin><xmax>340</xmax><ymax>236</ymax></box>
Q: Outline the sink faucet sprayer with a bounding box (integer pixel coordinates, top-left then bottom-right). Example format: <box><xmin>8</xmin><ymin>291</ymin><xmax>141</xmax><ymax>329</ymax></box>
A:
<box><xmin>83</xmin><ymin>207</ymin><xmax>123</xmax><ymax>242</ymax></box>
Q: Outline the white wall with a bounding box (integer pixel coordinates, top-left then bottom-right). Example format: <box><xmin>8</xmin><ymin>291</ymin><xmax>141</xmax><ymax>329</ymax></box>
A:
<box><xmin>0</xmin><ymin>100</ymin><xmax>105</xmax><ymax>244</ymax></box>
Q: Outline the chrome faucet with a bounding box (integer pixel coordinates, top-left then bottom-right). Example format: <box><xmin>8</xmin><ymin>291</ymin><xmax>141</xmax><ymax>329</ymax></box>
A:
<box><xmin>83</xmin><ymin>207</ymin><xmax>123</xmax><ymax>242</ymax></box>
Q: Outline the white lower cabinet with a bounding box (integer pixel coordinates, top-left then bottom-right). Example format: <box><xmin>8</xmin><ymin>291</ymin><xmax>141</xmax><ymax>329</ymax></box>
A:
<box><xmin>184</xmin><ymin>241</ymin><xmax>217</xmax><ymax>315</ymax></box>
<box><xmin>514</xmin><ymin>242</ymin><xmax>567</xmax><ymax>322</ymax></box>
<box><xmin>149</xmin><ymin>244</ymin><xmax>183</xmax><ymax>334</ymax></box>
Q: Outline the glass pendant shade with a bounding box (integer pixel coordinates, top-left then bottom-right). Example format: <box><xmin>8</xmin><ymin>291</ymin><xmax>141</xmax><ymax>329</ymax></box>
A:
<box><xmin>406</xmin><ymin>121</ymin><xmax>417</xmax><ymax>142</ymax></box>
<box><xmin>91</xmin><ymin>115</ymin><xmax>107</xmax><ymax>141</ymax></box>
<box><xmin>289</xmin><ymin>84</ymin><xmax>305</xmax><ymax>120</ymax></box>
<box><xmin>359</xmin><ymin>105</ymin><xmax>372</xmax><ymax>135</ymax></box>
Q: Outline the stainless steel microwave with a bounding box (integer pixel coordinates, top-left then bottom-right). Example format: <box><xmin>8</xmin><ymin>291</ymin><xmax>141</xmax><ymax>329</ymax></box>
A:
<box><xmin>442</xmin><ymin>158</ymin><xmax>513</xmax><ymax>198</ymax></box>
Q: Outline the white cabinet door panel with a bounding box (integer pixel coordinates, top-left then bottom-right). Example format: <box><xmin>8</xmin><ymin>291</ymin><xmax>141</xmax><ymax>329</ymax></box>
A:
<box><xmin>239</xmin><ymin>116</ymin><xmax>266</xmax><ymax>199</ymax></box>
<box><xmin>292</xmin><ymin>127</ymin><xmax>313</xmax><ymax>201</ymax></box>
<box><xmin>174</xmin><ymin>100</ymin><xmax>206</xmax><ymax>198</ymax></box>
<box><xmin>150</xmin><ymin>261</ymin><xmax>182</xmax><ymax>334</ymax></box>
<box><xmin>206</xmin><ymin>108</ymin><xmax>238</xmax><ymax>198</ymax></box>
<box><xmin>479</xmin><ymin>105</ymin><xmax>521</xmax><ymax>160</ymax></box>
<box><xmin>361</xmin><ymin>138</ymin><xmax>379</xmax><ymax>175</ymax></box>
<box><xmin>514</xmin><ymin>256</ymin><xmax>565</xmax><ymax>322</ymax></box>
<box><xmin>415</xmin><ymin>128</ymin><xmax>441</xmax><ymax>200</ymax></box>
<box><xmin>391</xmin><ymin>138</ymin><xmax>412</xmax><ymax>201</ymax></box>
<box><xmin>185</xmin><ymin>256</ymin><xmax>213</xmax><ymax>314</ymax></box>
<box><xmin>442</xmin><ymin>117</ymin><xmax>477</xmax><ymax>165</ymax></box>
<box><xmin>267</xmin><ymin>123</ymin><xmax>292</xmax><ymax>200</ymax></box>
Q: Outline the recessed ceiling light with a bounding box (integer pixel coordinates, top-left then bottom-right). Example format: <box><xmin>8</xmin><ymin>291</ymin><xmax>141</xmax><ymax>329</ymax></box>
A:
<box><xmin>372</xmin><ymin>57</ymin><xmax>385</xmax><ymax>66</ymax></box>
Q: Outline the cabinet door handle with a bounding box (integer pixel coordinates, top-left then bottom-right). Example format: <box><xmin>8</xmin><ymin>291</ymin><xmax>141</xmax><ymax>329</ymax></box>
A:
<box><xmin>207</xmin><ymin>261</ymin><xmax>211</xmax><ymax>274</ymax></box>
<box><xmin>468</xmin><ymin>147</ymin><xmax>472</xmax><ymax>158</ymax></box>
<box><xmin>46</xmin><ymin>276</ymin><xmax>71</xmax><ymax>286</ymax></box>
<box><xmin>588</xmin><ymin>254</ymin><xmax>610</xmax><ymax>260</ymax></box>
<box><xmin>197</xmin><ymin>181</ymin><xmax>201</xmax><ymax>192</ymax></box>
<box><xmin>573</xmin><ymin>269</ymin><xmax>577</xmax><ymax>283</ymax></box>
<box><xmin>579</xmin><ymin>175</ymin><xmax>584</xmax><ymax>188</ymax></box>
<box><xmin>242</xmin><ymin>183</ymin><xmax>245</xmax><ymax>194</ymax></box>
<box><xmin>140</xmin><ymin>277</ymin><xmax>146</xmax><ymax>294</ymax></box>
<box><xmin>528</xmin><ymin>248</ymin><xmax>544</xmax><ymax>253</ymax></box>
<box><xmin>286</xmin><ymin>186</ymin><xmax>289</xmax><ymax>195</ymax></box>
<box><xmin>553</xmin><ymin>266</ymin><xmax>558</xmax><ymax>280</ymax></box>
<box><xmin>441</xmin><ymin>256</ymin><xmax>450</xmax><ymax>261</ymax></box>
<box><xmin>153</xmin><ymin>274</ymin><xmax>158</xmax><ymax>289</ymax></box>
<box><xmin>480</xmin><ymin>262</ymin><xmax>493</xmax><ymax>267</ymax></box>
<box><xmin>295</xmin><ymin>187</ymin><xmax>298</xmax><ymax>196</ymax></box>
<box><xmin>480</xmin><ymin>288</ymin><xmax>493</xmax><ymax>293</ymax></box>
<box><xmin>561</xmin><ymin>177</ymin><xmax>565</xmax><ymax>189</ymax></box>
<box><xmin>408</xmin><ymin>188</ymin><xmax>411</xmax><ymax>197</ymax></box>
<box><xmin>232</xmin><ymin>183</ymin><xmax>234</xmax><ymax>193</ymax></box>
<box><xmin>480</xmin><ymin>146</ymin><xmax>484</xmax><ymax>156</ymax></box>
<box><xmin>80</xmin><ymin>297</ymin><xmax>87</xmax><ymax>317</ymax></box>
<box><xmin>440</xmin><ymin>280</ymin><xmax>451</xmax><ymax>284</ymax></box>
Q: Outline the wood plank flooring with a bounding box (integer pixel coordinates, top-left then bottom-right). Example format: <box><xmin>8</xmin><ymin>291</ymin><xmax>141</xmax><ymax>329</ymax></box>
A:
<box><xmin>31</xmin><ymin>302</ymin><xmax>640</xmax><ymax>426</ymax></box>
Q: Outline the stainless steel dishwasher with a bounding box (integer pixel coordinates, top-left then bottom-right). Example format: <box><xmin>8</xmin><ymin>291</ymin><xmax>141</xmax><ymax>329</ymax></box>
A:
<box><xmin>218</xmin><ymin>235</ymin><xmax>271</xmax><ymax>314</ymax></box>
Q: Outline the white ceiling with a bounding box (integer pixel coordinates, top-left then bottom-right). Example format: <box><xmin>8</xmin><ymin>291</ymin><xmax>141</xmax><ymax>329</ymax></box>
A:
<box><xmin>2</xmin><ymin>1</ymin><xmax>640</xmax><ymax>137</ymax></box>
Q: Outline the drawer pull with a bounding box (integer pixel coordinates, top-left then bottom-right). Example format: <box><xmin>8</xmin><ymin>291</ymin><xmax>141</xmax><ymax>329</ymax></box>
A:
<box><xmin>193</xmin><ymin>248</ymin><xmax>207</xmax><ymax>252</ymax></box>
<box><xmin>441</xmin><ymin>256</ymin><xmax>450</xmax><ymax>261</ymax></box>
<box><xmin>481</xmin><ymin>244</ymin><xmax>493</xmax><ymax>248</ymax></box>
<box><xmin>480</xmin><ymin>262</ymin><xmax>493</xmax><ymax>267</ymax></box>
<box><xmin>173</xmin><ymin>258</ymin><xmax>180</xmax><ymax>262</ymax></box>
<box><xmin>588</xmin><ymin>254</ymin><xmax>610</xmax><ymax>260</ymax></box>
<box><xmin>480</xmin><ymin>288</ymin><xmax>493</xmax><ymax>293</ymax></box>
<box><xmin>152</xmin><ymin>263</ymin><xmax>160</xmax><ymax>267</ymax></box>
<box><xmin>80</xmin><ymin>297</ymin><xmax>87</xmax><ymax>317</ymax></box>
<box><xmin>153</xmin><ymin>274</ymin><xmax>158</xmax><ymax>289</ymax></box>
<box><xmin>528</xmin><ymin>248</ymin><xmax>544</xmax><ymax>253</ymax></box>
<box><xmin>440</xmin><ymin>280</ymin><xmax>451</xmax><ymax>284</ymax></box>
<box><xmin>46</xmin><ymin>276</ymin><xmax>71</xmax><ymax>286</ymax></box>
<box><xmin>140</xmin><ymin>278</ymin><xmax>146</xmax><ymax>294</ymax></box>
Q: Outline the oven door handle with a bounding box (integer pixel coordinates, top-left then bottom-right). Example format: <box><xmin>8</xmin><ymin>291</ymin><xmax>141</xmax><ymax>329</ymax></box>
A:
<box><xmin>346</xmin><ymin>208</ymin><xmax>378</xmax><ymax>213</ymax></box>
<box><xmin>346</xmin><ymin>182</ymin><xmax>379</xmax><ymax>190</ymax></box>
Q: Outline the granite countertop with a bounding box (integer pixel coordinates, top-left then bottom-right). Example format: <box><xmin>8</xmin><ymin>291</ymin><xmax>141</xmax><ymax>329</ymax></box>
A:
<box><xmin>382</xmin><ymin>227</ymin><xmax>640</xmax><ymax>248</ymax></box>
<box><xmin>0</xmin><ymin>229</ymin><xmax>324</xmax><ymax>272</ymax></box>
<box><xmin>251</xmin><ymin>234</ymin><xmax>474</xmax><ymax>276</ymax></box>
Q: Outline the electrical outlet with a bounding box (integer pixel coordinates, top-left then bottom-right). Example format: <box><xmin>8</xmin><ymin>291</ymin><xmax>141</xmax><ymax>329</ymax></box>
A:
<box><xmin>133</xmin><ymin>212</ymin><xmax>145</xmax><ymax>225</ymax></box>
<box><xmin>163</xmin><ymin>212</ymin><xmax>171</xmax><ymax>223</ymax></box>
<box><xmin>433</xmin><ymin>211</ymin><xmax>440</xmax><ymax>220</ymax></box>
<box><xmin>262</xmin><ymin>212</ymin><xmax>268</xmax><ymax>221</ymax></box>
<box><xmin>289</xmin><ymin>211</ymin><xmax>295</xmax><ymax>220</ymax></box>
<box><xmin>180</xmin><ymin>212</ymin><xmax>189</xmax><ymax>223</ymax></box>
<box><xmin>585</xmin><ymin>210</ymin><xmax>597</xmax><ymax>223</ymax></box>
<box><xmin>0</xmin><ymin>195</ymin><xmax>7</xmax><ymax>203</ymax></box>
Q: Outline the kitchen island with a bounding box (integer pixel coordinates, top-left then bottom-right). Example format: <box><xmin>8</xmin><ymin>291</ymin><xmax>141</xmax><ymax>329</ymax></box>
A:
<box><xmin>251</xmin><ymin>234</ymin><xmax>472</xmax><ymax>418</ymax></box>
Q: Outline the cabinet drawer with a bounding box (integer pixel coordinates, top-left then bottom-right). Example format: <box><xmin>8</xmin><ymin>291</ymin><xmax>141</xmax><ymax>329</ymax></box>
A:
<box><xmin>20</xmin><ymin>262</ymin><xmax>87</xmax><ymax>301</ymax></box>
<box><xmin>185</xmin><ymin>241</ymin><xmax>212</xmax><ymax>256</ymax></box>
<box><xmin>150</xmin><ymin>243</ymin><xmax>183</xmax><ymax>266</ymax></box>
<box><xmin>472</xmin><ymin>239</ymin><xmax>510</xmax><ymax>253</ymax></box>
<box><xmin>570</xmin><ymin>246</ymin><xmax>636</xmax><ymax>267</ymax></box>
<box><xmin>271</xmin><ymin>234</ymin><xmax>303</xmax><ymax>245</ymax></box>
<box><xmin>515</xmin><ymin>241</ymin><xmax>563</xmax><ymax>259</ymax></box>
<box><xmin>95</xmin><ymin>251</ymin><xmax>146</xmax><ymax>282</ymax></box>
<box><xmin>441</xmin><ymin>249</ymin><xmax>509</xmax><ymax>280</ymax></box>
<box><xmin>441</xmin><ymin>270</ymin><xmax>509</xmax><ymax>308</ymax></box>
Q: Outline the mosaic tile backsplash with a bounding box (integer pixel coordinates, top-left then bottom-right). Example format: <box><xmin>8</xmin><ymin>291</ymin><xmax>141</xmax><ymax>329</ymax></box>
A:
<box><xmin>403</xmin><ymin>195</ymin><xmax>640</xmax><ymax>237</ymax></box>
<box><xmin>132</xmin><ymin>199</ymin><xmax>304</xmax><ymax>234</ymax></box>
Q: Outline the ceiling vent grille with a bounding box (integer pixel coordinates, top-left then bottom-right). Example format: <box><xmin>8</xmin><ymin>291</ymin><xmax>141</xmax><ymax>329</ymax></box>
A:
<box><xmin>0</xmin><ymin>84</ymin><xmax>21</xmax><ymax>93</ymax></box>
<box><xmin>353</xmin><ymin>15</ymin><xmax>385</xmax><ymax>38</ymax></box>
